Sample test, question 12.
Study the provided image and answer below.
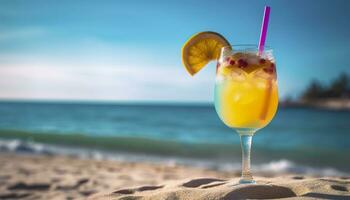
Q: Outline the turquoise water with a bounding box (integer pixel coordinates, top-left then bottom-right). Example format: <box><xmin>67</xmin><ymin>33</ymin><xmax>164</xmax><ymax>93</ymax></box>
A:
<box><xmin>0</xmin><ymin>101</ymin><xmax>349</xmax><ymax>174</ymax></box>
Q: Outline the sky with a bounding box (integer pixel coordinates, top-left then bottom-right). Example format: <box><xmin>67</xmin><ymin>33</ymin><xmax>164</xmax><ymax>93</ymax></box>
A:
<box><xmin>0</xmin><ymin>0</ymin><xmax>350</xmax><ymax>103</ymax></box>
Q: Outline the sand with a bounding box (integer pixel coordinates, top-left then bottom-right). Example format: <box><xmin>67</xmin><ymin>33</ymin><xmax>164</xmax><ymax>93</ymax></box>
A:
<box><xmin>92</xmin><ymin>177</ymin><xmax>350</xmax><ymax>200</ymax></box>
<box><xmin>0</xmin><ymin>153</ymin><xmax>349</xmax><ymax>200</ymax></box>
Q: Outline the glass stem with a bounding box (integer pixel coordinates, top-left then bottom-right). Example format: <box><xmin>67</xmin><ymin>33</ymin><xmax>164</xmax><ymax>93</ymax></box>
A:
<box><xmin>239</xmin><ymin>134</ymin><xmax>255</xmax><ymax>183</ymax></box>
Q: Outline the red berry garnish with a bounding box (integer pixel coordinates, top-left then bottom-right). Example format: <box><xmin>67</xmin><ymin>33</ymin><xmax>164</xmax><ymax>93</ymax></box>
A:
<box><xmin>259</xmin><ymin>59</ymin><xmax>266</xmax><ymax>64</ymax></box>
<box><xmin>238</xmin><ymin>59</ymin><xmax>248</xmax><ymax>68</ymax></box>
<box><xmin>229</xmin><ymin>60</ymin><xmax>235</xmax><ymax>65</ymax></box>
<box><xmin>263</xmin><ymin>67</ymin><xmax>274</xmax><ymax>74</ymax></box>
<box><xmin>270</xmin><ymin>63</ymin><xmax>275</xmax><ymax>69</ymax></box>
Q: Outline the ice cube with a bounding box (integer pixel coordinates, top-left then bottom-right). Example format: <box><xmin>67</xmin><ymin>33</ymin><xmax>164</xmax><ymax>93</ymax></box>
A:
<box><xmin>253</xmin><ymin>68</ymin><xmax>274</xmax><ymax>80</ymax></box>
<box><xmin>230</xmin><ymin>68</ymin><xmax>246</xmax><ymax>81</ymax></box>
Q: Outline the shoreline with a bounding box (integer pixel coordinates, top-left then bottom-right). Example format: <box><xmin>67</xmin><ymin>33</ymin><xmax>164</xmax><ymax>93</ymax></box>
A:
<box><xmin>0</xmin><ymin>136</ymin><xmax>349</xmax><ymax>177</ymax></box>
<box><xmin>2</xmin><ymin>99</ymin><xmax>350</xmax><ymax>111</ymax></box>
<box><xmin>281</xmin><ymin>98</ymin><xmax>350</xmax><ymax>111</ymax></box>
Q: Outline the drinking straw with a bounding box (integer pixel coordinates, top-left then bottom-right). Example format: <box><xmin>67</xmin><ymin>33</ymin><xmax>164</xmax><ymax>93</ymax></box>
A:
<box><xmin>259</xmin><ymin>6</ymin><xmax>272</xmax><ymax>120</ymax></box>
<box><xmin>258</xmin><ymin>6</ymin><xmax>270</xmax><ymax>54</ymax></box>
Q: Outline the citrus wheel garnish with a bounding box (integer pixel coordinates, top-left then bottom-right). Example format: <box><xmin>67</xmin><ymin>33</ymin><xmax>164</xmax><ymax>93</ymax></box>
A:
<box><xmin>182</xmin><ymin>31</ymin><xmax>231</xmax><ymax>76</ymax></box>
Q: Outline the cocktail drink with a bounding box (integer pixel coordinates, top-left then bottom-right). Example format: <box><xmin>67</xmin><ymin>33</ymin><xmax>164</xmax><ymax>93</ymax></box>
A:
<box><xmin>215</xmin><ymin>46</ymin><xmax>278</xmax><ymax>183</ymax></box>
<box><xmin>215</xmin><ymin>46</ymin><xmax>278</xmax><ymax>130</ymax></box>
<box><xmin>181</xmin><ymin>6</ymin><xmax>275</xmax><ymax>184</ymax></box>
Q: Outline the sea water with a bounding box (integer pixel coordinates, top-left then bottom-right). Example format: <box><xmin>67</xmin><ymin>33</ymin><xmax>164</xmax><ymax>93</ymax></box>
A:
<box><xmin>0</xmin><ymin>101</ymin><xmax>349</xmax><ymax>175</ymax></box>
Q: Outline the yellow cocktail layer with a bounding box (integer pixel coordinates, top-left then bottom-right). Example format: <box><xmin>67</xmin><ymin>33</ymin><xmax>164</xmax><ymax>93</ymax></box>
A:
<box><xmin>215</xmin><ymin>77</ymin><xmax>278</xmax><ymax>129</ymax></box>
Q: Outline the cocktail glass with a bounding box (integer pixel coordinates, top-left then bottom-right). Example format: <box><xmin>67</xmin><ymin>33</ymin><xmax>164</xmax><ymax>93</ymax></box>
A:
<box><xmin>214</xmin><ymin>45</ymin><xmax>278</xmax><ymax>184</ymax></box>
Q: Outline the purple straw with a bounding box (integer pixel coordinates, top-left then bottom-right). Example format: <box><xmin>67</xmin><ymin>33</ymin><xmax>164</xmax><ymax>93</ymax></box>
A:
<box><xmin>258</xmin><ymin>6</ymin><xmax>271</xmax><ymax>54</ymax></box>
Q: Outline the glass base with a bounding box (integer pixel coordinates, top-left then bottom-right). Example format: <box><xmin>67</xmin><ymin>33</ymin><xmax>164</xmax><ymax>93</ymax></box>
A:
<box><xmin>239</xmin><ymin>179</ymin><xmax>256</xmax><ymax>184</ymax></box>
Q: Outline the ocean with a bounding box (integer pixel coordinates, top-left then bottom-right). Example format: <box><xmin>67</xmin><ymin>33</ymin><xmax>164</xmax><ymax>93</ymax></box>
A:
<box><xmin>0</xmin><ymin>101</ymin><xmax>349</xmax><ymax>176</ymax></box>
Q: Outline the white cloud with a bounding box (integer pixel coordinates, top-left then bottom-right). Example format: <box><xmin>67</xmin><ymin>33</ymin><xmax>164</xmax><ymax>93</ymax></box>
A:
<box><xmin>0</xmin><ymin>58</ymin><xmax>215</xmax><ymax>102</ymax></box>
<box><xmin>0</xmin><ymin>27</ymin><xmax>47</xmax><ymax>41</ymax></box>
<box><xmin>0</xmin><ymin>34</ymin><xmax>217</xmax><ymax>102</ymax></box>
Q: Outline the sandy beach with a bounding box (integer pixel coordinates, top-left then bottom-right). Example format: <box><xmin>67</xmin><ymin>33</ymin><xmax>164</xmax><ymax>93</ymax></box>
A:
<box><xmin>0</xmin><ymin>153</ymin><xmax>349</xmax><ymax>200</ymax></box>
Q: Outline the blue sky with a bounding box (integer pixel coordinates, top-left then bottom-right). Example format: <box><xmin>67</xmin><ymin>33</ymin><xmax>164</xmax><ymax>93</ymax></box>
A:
<box><xmin>0</xmin><ymin>0</ymin><xmax>349</xmax><ymax>102</ymax></box>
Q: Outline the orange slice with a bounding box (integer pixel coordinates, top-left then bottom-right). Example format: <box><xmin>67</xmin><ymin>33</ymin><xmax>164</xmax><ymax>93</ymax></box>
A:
<box><xmin>182</xmin><ymin>32</ymin><xmax>231</xmax><ymax>76</ymax></box>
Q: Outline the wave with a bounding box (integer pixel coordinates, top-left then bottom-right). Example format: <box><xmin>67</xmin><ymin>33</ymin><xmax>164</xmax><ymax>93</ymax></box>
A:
<box><xmin>256</xmin><ymin>160</ymin><xmax>346</xmax><ymax>176</ymax></box>
<box><xmin>0</xmin><ymin>129</ymin><xmax>241</xmax><ymax>158</ymax></box>
<box><xmin>0</xmin><ymin>137</ymin><xmax>347</xmax><ymax>177</ymax></box>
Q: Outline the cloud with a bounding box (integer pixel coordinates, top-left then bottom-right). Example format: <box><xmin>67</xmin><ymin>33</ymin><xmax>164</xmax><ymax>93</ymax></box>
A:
<box><xmin>0</xmin><ymin>36</ymin><xmax>216</xmax><ymax>102</ymax></box>
<box><xmin>0</xmin><ymin>57</ymin><xmax>214</xmax><ymax>102</ymax></box>
<box><xmin>0</xmin><ymin>27</ymin><xmax>47</xmax><ymax>41</ymax></box>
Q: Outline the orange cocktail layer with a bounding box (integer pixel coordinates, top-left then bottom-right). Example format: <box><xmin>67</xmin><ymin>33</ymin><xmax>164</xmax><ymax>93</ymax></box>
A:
<box><xmin>215</xmin><ymin>77</ymin><xmax>278</xmax><ymax>129</ymax></box>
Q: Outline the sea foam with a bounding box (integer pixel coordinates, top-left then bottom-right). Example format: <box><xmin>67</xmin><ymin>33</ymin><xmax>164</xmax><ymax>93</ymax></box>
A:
<box><xmin>0</xmin><ymin>138</ymin><xmax>346</xmax><ymax>177</ymax></box>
